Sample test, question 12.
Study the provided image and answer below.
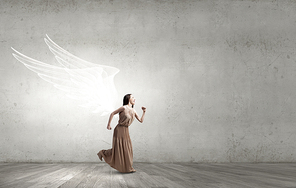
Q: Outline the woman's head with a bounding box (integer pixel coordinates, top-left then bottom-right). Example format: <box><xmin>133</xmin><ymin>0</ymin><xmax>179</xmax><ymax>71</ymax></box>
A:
<box><xmin>123</xmin><ymin>94</ymin><xmax>135</xmax><ymax>107</ymax></box>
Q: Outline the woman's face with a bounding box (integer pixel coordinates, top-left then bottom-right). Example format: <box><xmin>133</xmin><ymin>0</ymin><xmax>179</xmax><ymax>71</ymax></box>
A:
<box><xmin>129</xmin><ymin>95</ymin><xmax>136</xmax><ymax>105</ymax></box>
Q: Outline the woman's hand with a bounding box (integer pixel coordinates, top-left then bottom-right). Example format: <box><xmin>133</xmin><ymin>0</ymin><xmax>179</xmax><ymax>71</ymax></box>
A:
<box><xmin>135</xmin><ymin>107</ymin><xmax>146</xmax><ymax>123</ymax></box>
<box><xmin>106</xmin><ymin>107</ymin><xmax>124</xmax><ymax>131</ymax></box>
<box><xmin>142</xmin><ymin>106</ymin><xmax>146</xmax><ymax>112</ymax></box>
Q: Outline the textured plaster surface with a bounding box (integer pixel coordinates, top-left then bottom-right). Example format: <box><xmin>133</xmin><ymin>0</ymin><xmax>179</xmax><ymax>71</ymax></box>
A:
<box><xmin>1</xmin><ymin>0</ymin><xmax>296</xmax><ymax>162</ymax></box>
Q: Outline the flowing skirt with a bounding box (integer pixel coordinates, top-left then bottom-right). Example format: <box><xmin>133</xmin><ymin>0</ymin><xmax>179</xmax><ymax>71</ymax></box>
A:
<box><xmin>99</xmin><ymin>125</ymin><xmax>135</xmax><ymax>173</ymax></box>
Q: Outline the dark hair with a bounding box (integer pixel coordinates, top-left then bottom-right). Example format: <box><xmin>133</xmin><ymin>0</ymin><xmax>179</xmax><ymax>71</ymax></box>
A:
<box><xmin>123</xmin><ymin>94</ymin><xmax>133</xmax><ymax>108</ymax></box>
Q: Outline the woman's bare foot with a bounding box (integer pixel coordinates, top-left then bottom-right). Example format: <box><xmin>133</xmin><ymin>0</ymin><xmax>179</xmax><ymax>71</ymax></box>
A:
<box><xmin>97</xmin><ymin>151</ymin><xmax>103</xmax><ymax>161</ymax></box>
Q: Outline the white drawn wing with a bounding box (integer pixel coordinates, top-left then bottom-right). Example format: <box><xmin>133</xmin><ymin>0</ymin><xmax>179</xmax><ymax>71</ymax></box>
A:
<box><xmin>11</xmin><ymin>35</ymin><xmax>119</xmax><ymax>116</ymax></box>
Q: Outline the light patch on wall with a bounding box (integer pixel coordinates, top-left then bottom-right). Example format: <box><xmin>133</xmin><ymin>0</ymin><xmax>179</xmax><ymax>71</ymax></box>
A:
<box><xmin>11</xmin><ymin>35</ymin><xmax>119</xmax><ymax>116</ymax></box>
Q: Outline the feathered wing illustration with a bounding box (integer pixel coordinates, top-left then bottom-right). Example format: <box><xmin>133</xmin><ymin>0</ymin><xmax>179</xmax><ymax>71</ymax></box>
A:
<box><xmin>11</xmin><ymin>35</ymin><xmax>119</xmax><ymax>116</ymax></box>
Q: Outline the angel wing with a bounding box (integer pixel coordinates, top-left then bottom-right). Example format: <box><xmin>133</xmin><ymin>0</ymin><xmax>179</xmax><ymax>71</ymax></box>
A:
<box><xmin>11</xmin><ymin>35</ymin><xmax>119</xmax><ymax>116</ymax></box>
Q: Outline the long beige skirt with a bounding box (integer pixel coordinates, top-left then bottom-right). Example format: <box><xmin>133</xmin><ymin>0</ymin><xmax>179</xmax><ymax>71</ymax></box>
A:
<box><xmin>100</xmin><ymin>125</ymin><xmax>135</xmax><ymax>173</ymax></box>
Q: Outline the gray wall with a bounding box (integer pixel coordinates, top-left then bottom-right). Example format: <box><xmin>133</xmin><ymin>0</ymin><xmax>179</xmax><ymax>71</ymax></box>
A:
<box><xmin>1</xmin><ymin>0</ymin><xmax>296</xmax><ymax>163</ymax></box>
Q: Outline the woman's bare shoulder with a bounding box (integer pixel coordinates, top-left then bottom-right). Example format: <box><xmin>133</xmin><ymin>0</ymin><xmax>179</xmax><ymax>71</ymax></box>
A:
<box><xmin>120</xmin><ymin>105</ymin><xmax>127</xmax><ymax>112</ymax></box>
<box><xmin>113</xmin><ymin>106</ymin><xmax>125</xmax><ymax>114</ymax></box>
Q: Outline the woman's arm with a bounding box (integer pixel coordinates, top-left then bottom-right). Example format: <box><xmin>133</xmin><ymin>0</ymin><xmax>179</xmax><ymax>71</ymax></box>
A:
<box><xmin>107</xmin><ymin>106</ymin><xmax>125</xmax><ymax>130</ymax></box>
<box><xmin>135</xmin><ymin>107</ymin><xmax>146</xmax><ymax>123</ymax></box>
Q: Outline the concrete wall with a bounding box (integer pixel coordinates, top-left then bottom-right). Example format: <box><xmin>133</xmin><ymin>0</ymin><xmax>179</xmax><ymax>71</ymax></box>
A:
<box><xmin>1</xmin><ymin>0</ymin><xmax>296</xmax><ymax>163</ymax></box>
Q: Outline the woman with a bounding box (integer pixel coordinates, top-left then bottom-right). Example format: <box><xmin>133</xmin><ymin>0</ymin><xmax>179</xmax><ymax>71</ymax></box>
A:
<box><xmin>97</xmin><ymin>94</ymin><xmax>146</xmax><ymax>173</ymax></box>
